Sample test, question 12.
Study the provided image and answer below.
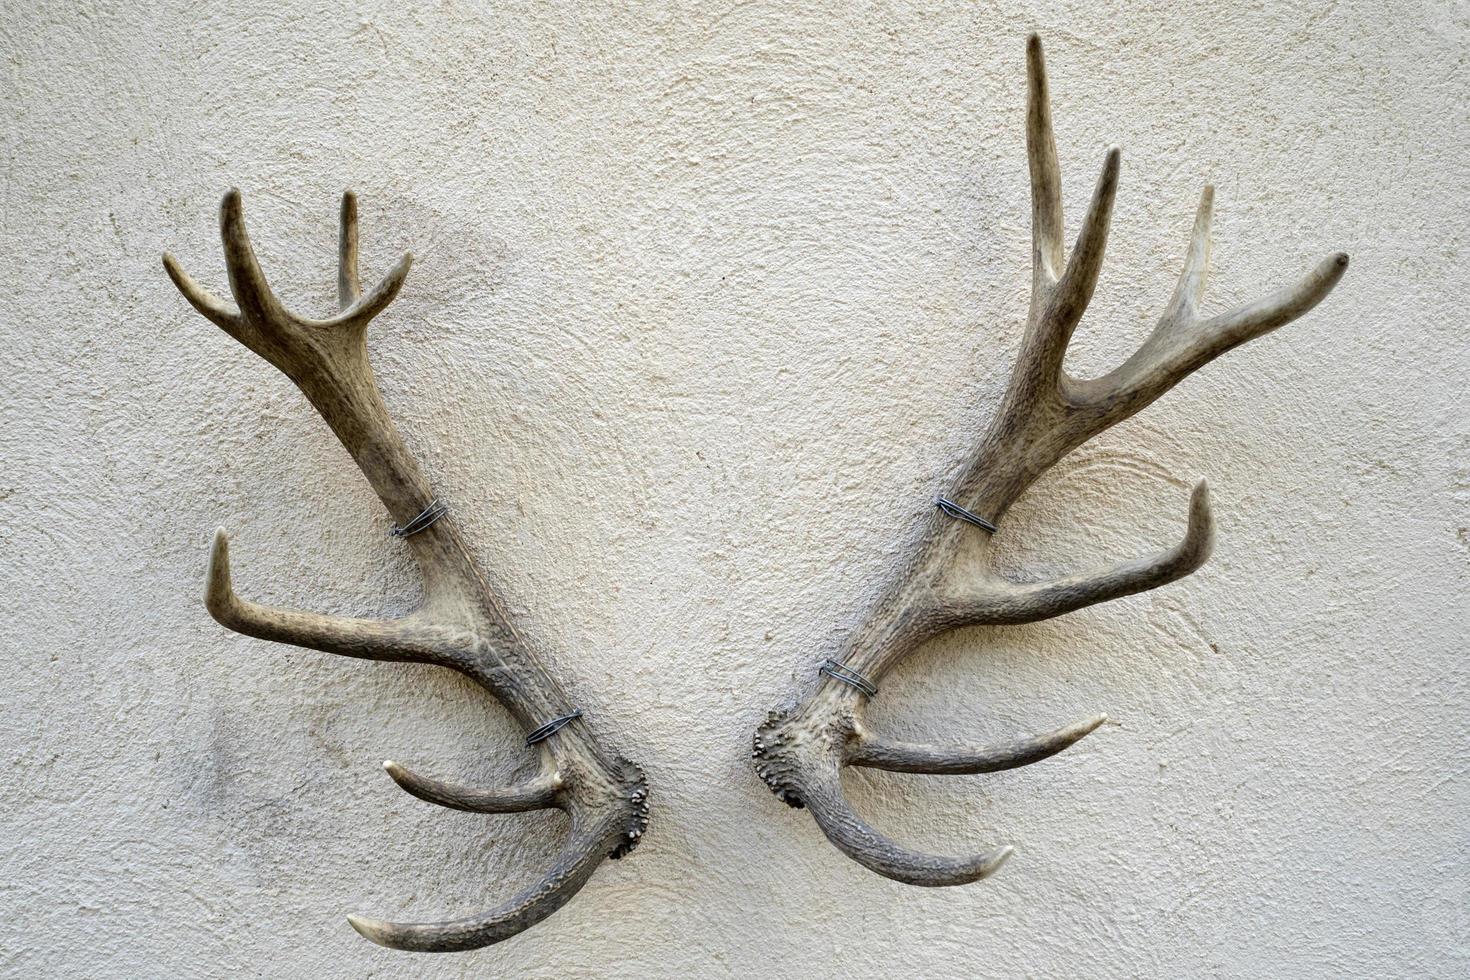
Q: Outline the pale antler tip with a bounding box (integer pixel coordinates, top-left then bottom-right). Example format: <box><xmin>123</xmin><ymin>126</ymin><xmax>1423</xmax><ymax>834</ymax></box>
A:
<box><xmin>982</xmin><ymin>845</ymin><xmax>1015</xmax><ymax>879</ymax></box>
<box><xmin>161</xmin><ymin>250</ymin><xmax>187</xmax><ymax>284</ymax></box>
<box><xmin>345</xmin><ymin>914</ymin><xmax>395</xmax><ymax>948</ymax></box>
<box><xmin>1188</xmin><ymin>477</ymin><xmax>1212</xmax><ymax>516</ymax></box>
<box><xmin>162</xmin><ymin>251</ymin><xmax>245</xmax><ymax>332</ymax></box>
<box><xmin>1189</xmin><ymin>480</ymin><xmax>1212</xmax><ymax>517</ymax></box>
<box><xmin>1059</xmin><ymin>712</ymin><xmax>1108</xmax><ymax>747</ymax></box>
<box><xmin>380</xmin><ymin>759</ymin><xmax>412</xmax><ymax>788</ymax></box>
<box><xmin>161</xmin><ymin>251</ymin><xmax>189</xmax><ymax>289</ymax></box>
<box><xmin>204</xmin><ymin>528</ymin><xmax>239</xmax><ymax>622</ymax></box>
<box><xmin>1181</xmin><ymin>480</ymin><xmax>1216</xmax><ymax>565</ymax></box>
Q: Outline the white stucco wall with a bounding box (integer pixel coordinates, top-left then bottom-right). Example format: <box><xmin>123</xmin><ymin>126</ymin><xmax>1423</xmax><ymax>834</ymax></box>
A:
<box><xmin>2</xmin><ymin>1</ymin><xmax>1466</xmax><ymax>976</ymax></box>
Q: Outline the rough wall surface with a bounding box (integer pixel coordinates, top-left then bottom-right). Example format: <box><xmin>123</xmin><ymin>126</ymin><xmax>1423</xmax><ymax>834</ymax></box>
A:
<box><xmin>1</xmin><ymin>1</ymin><xmax>1465</xmax><ymax>976</ymax></box>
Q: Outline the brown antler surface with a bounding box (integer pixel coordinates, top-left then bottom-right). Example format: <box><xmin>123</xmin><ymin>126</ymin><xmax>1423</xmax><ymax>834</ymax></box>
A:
<box><xmin>752</xmin><ymin>34</ymin><xmax>1347</xmax><ymax>886</ymax></box>
<box><xmin>164</xmin><ymin>190</ymin><xmax>647</xmax><ymax>952</ymax></box>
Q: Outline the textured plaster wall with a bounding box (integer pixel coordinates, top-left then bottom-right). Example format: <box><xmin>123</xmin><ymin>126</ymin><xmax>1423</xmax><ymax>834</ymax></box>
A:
<box><xmin>1</xmin><ymin>1</ymin><xmax>1466</xmax><ymax>977</ymax></box>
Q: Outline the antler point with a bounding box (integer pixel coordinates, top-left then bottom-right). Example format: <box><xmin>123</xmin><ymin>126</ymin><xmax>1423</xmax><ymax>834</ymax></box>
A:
<box><xmin>204</xmin><ymin>528</ymin><xmax>241</xmax><ymax>624</ymax></box>
<box><xmin>345</xmin><ymin>914</ymin><xmax>393</xmax><ymax>947</ymax></box>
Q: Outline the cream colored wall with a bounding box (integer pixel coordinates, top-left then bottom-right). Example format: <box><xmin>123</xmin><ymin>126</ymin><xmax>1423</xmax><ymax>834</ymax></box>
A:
<box><xmin>2</xmin><ymin>2</ymin><xmax>1465</xmax><ymax>976</ymax></box>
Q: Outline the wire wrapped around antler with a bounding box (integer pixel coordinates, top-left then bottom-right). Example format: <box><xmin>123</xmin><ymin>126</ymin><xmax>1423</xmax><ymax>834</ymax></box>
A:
<box><xmin>752</xmin><ymin>33</ymin><xmax>1347</xmax><ymax>886</ymax></box>
<box><xmin>165</xmin><ymin>190</ymin><xmax>648</xmax><ymax>952</ymax></box>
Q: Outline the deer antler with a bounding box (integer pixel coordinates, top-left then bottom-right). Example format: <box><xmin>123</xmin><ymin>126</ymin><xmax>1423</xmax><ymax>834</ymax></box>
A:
<box><xmin>164</xmin><ymin>190</ymin><xmax>648</xmax><ymax>951</ymax></box>
<box><xmin>752</xmin><ymin>34</ymin><xmax>1348</xmax><ymax>886</ymax></box>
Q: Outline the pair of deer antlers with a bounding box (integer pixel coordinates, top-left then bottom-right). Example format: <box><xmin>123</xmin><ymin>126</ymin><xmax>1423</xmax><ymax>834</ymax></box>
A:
<box><xmin>163</xmin><ymin>36</ymin><xmax>1347</xmax><ymax>953</ymax></box>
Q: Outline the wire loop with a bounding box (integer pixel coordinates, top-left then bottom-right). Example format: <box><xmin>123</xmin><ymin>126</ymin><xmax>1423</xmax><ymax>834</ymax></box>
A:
<box><xmin>525</xmin><ymin>710</ymin><xmax>583</xmax><ymax>746</ymax></box>
<box><xmin>391</xmin><ymin>499</ymin><xmax>448</xmax><ymax>538</ymax></box>
<box><xmin>819</xmin><ymin>659</ymin><xmax>879</xmax><ymax>698</ymax></box>
<box><xmin>936</xmin><ymin>496</ymin><xmax>998</xmax><ymax>534</ymax></box>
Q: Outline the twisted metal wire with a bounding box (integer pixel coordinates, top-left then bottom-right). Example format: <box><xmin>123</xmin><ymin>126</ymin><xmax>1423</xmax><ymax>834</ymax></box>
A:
<box><xmin>525</xmin><ymin>710</ymin><xmax>584</xmax><ymax>746</ymax></box>
<box><xmin>391</xmin><ymin>499</ymin><xmax>448</xmax><ymax>538</ymax></box>
<box><xmin>819</xmin><ymin>659</ymin><xmax>878</xmax><ymax>698</ymax></box>
<box><xmin>936</xmin><ymin>496</ymin><xmax>998</xmax><ymax>534</ymax></box>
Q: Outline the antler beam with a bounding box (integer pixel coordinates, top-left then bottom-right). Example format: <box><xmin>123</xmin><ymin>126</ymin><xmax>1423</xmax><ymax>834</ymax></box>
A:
<box><xmin>165</xmin><ymin>190</ymin><xmax>648</xmax><ymax>952</ymax></box>
<box><xmin>752</xmin><ymin>34</ymin><xmax>1347</xmax><ymax>886</ymax></box>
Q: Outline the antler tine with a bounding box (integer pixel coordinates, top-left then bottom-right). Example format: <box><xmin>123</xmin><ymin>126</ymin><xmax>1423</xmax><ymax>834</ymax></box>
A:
<box><xmin>1050</xmin><ymin>148</ymin><xmax>1121</xmax><ymax>344</ymax></box>
<box><xmin>849</xmin><ymin>713</ymin><xmax>1108</xmax><ymax>775</ymax></box>
<box><xmin>1024</xmin><ymin>32</ymin><xmax>1123</xmax><ymax>390</ymax></box>
<box><xmin>165</xmin><ymin>190</ymin><xmax>648</xmax><ymax>952</ymax></box>
<box><xmin>161</xmin><ymin>189</ymin><xmax>282</xmax><ymax>357</ymax></box>
<box><xmin>205</xmin><ymin>528</ymin><xmax>458</xmax><ymax>667</ymax></box>
<box><xmin>1027</xmin><ymin>32</ymin><xmax>1064</xmax><ymax>283</ymax></box>
<box><xmin>161</xmin><ymin>253</ymin><xmax>240</xmax><ymax>333</ymax></box>
<box><xmin>1082</xmin><ymin>249</ymin><xmax>1349</xmax><ymax>420</ymax></box>
<box><xmin>171</xmin><ymin>189</ymin><xmax>413</xmax><ymax>363</ymax></box>
<box><xmin>800</xmin><ymin>766</ymin><xmax>1013</xmax><ymax>886</ymax></box>
<box><xmin>347</xmin><ymin>813</ymin><xmax>627</xmax><ymax>953</ymax></box>
<box><xmin>1025</xmin><ymin>145</ymin><xmax>1122</xmax><ymax>387</ymax></box>
<box><xmin>333</xmin><ymin>250</ymin><xmax>413</xmax><ymax>333</ymax></box>
<box><xmin>382</xmin><ymin>760</ymin><xmax>560</xmax><ymax>814</ymax></box>
<box><xmin>329</xmin><ymin>190</ymin><xmax>413</xmax><ymax>333</ymax></box>
<box><xmin>754</xmin><ymin>33</ymin><xmax>1346</xmax><ymax>888</ymax></box>
<box><xmin>218</xmin><ymin>188</ymin><xmax>287</xmax><ymax>328</ymax></box>
<box><xmin>1162</xmin><ymin>184</ymin><xmax>1215</xmax><ymax>325</ymax></box>
<box><xmin>933</xmin><ymin>480</ymin><xmax>1213</xmax><ymax>629</ymax></box>
<box><xmin>1074</xmin><ymin>183</ymin><xmax>1349</xmax><ymax>422</ymax></box>
<box><xmin>339</xmin><ymin>190</ymin><xmax>362</xmax><ymax>309</ymax></box>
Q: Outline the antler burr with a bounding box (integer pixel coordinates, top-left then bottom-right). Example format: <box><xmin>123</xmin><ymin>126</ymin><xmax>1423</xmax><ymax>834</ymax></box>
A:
<box><xmin>752</xmin><ymin>33</ymin><xmax>1348</xmax><ymax>886</ymax></box>
<box><xmin>164</xmin><ymin>190</ymin><xmax>648</xmax><ymax>952</ymax></box>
